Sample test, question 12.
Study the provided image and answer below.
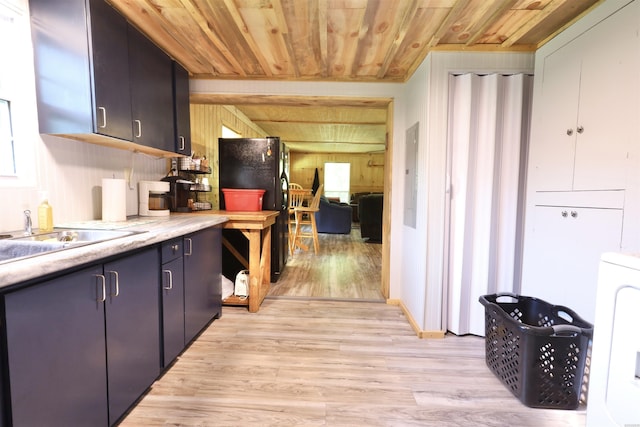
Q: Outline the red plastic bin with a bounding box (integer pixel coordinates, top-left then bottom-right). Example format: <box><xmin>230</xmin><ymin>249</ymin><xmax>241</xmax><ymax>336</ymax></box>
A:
<box><xmin>222</xmin><ymin>188</ymin><xmax>265</xmax><ymax>211</ymax></box>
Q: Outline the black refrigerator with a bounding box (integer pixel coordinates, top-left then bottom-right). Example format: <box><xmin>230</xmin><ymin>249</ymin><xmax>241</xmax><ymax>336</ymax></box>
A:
<box><xmin>218</xmin><ymin>137</ymin><xmax>289</xmax><ymax>282</ymax></box>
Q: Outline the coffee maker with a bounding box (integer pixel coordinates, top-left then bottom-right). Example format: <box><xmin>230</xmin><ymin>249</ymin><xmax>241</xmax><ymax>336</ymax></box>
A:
<box><xmin>162</xmin><ymin>176</ymin><xmax>192</xmax><ymax>212</ymax></box>
<box><xmin>138</xmin><ymin>181</ymin><xmax>171</xmax><ymax>216</ymax></box>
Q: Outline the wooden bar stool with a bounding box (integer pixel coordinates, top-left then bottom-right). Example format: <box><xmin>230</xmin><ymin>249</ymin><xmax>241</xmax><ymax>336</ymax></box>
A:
<box><xmin>288</xmin><ymin>188</ymin><xmax>309</xmax><ymax>254</ymax></box>
<box><xmin>291</xmin><ymin>185</ymin><xmax>323</xmax><ymax>254</ymax></box>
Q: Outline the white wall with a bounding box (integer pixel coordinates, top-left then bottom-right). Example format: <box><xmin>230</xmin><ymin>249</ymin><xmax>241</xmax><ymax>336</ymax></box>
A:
<box><xmin>404</xmin><ymin>52</ymin><xmax>534</xmax><ymax>331</ymax></box>
<box><xmin>0</xmin><ymin>0</ymin><xmax>167</xmax><ymax>232</ymax></box>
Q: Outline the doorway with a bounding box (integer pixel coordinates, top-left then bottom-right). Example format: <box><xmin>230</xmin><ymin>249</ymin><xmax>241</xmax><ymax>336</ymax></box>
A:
<box><xmin>443</xmin><ymin>73</ymin><xmax>532</xmax><ymax>335</ymax></box>
<box><xmin>191</xmin><ymin>95</ymin><xmax>393</xmax><ymax>300</ymax></box>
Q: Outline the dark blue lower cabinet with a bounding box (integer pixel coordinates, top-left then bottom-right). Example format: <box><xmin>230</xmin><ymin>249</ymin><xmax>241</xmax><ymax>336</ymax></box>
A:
<box><xmin>4</xmin><ymin>265</ymin><xmax>109</xmax><ymax>426</ymax></box>
<box><xmin>161</xmin><ymin>252</ymin><xmax>185</xmax><ymax>367</ymax></box>
<box><xmin>104</xmin><ymin>249</ymin><xmax>161</xmax><ymax>425</ymax></box>
<box><xmin>184</xmin><ymin>226</ymin><xmax>222</xmax><ymax>345</ymax></box>
<box><xmin>2</xmin><ymin>247</ymin><xmax>161</xmax><ymax>426</ymax></box>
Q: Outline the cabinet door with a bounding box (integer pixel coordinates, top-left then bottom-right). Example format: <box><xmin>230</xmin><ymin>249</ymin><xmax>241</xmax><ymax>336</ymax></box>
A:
<box><xmin>173</xmin><ymin>62</ymin><xmax>192</xmax><ymax>156</ymax></box>
<box><xmin>162</xmin><ymin>255</ymin><xmax>185</xmax><ymax>367</ymax></box>
<box><xmin>89</xmin><ymin>0</ymin><xmax>132</xmax><ymax>141</ymax></box>
<box><xmin>4</xmin><ymin>265</ymin><xmax>108</xmax><ymax>426</ymax></box>
<box><xmin>531</xmin><ymin>40</ymin><xmax>582</xmax><ymax>191</ymax></box>
<box><xmin>573</xmin><ymin>1</ymin><xmax>639</xmax><ymax>191</ymax></box>
<box><xmin>104</xmin><ymin>248</ymin><xmax>160</xmax><ymax>425</ymax></box>
<box><xmin>184</xmin><ymin>226</ymin><xmax>222</xmax><ymax>344</ymax></box>
<box><xmin>128</xmin><ymin>26</ymin><xmax>175</xmax><ymax>152</ymax></box>
<box><xmin>521</xmin><ymin>205</ymin><xmax>623</xmax><ymax>323</ymax></box>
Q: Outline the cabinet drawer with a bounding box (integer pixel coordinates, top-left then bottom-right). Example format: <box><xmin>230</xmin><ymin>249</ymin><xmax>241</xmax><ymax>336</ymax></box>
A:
<box><xmin>162</xmin><ymin>238</ymin><xmax>183</xmax><ymax>263</ymax></box>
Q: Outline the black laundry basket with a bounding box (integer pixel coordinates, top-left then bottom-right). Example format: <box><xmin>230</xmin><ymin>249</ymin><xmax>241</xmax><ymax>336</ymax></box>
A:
<box><xmin>479</xmin><ymin>293</ymin><xmax>593</xmax><ymax>409</ymax></box>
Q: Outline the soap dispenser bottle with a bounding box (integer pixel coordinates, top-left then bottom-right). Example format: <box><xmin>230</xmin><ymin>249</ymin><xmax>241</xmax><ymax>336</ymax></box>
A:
<box><xmin>38</xmin><ymin>192</ymin><xmax>53</xmax><ymax>232</ymax></box>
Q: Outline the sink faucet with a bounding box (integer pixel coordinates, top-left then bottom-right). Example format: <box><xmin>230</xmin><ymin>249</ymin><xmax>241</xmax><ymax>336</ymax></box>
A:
<box><xmin>24</xmin><ymin>210</ymin><xmax>32</xmax><ymax>235</ymax></box>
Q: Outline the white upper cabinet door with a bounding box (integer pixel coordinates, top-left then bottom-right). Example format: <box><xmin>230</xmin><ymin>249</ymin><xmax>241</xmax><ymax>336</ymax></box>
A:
<box><xmin>532</xmin><ymin>40</ymin><xmax>582</xmax><ymax>191</ymax></box>
<box><xmin>575</xmin><ymin>1</ymin><xmax>639</xmax><ymax>191</ymax></box>
<box><xmin>531</xmin><ymin>1</ymin><xmax>639</xmax><ymax>192</ymax></box>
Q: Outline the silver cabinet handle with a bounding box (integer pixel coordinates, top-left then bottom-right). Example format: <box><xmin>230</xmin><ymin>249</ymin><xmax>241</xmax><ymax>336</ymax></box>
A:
<box><xmin>566</xmin><ymin>128</ymin><xmax>573</xmax><ymax>136</ymax></box>
<box><xmin>134</xmin><ymin>120</ymin><xmax>142</xmax><ymax>138</ymax></box>
<box><xmin>163</xmin><ymin>269</ymin><xmax>173</xmax><ymax>290</ymax></box>
<box><xmin>179</xmin><ymin>136</ymin><xmax>185</xmax><ymax>151</ymax></box>
<box><xmin>98</xmin><ymin>107</ymin><xmax>107</xmax><ymax>129</ymax></box>
<box><xmin>107</xmin><ymin>270</ymin><xmax>120</xmax><ymax>297</ymax></box>
<box><xmin>172</xmin><ymin>243</ymin><xmax>180</xmax><ymax>253</ymax></box>
<box><xmin>577</xmin><ymin>126</ymin><xmax>584</xmax><ymax>134</ymax></box>
<box><xmin>94</xmin><ymin>274</ymin><xmax>106</xmax><ymax>302</ymax></box>
<box><xmin>185</xmin><ymin>238</ymin><xmax>193</xmax><ymax>256</ymax></box>
<box><xmin>570</xmin><ymin>210</ymin><xmax>578</xmax><ymax>218</ymax></box>
<box><xmin>561</xmin><ymin>210</ymin><xmax>568</xmax><ymax>217</ymax></box>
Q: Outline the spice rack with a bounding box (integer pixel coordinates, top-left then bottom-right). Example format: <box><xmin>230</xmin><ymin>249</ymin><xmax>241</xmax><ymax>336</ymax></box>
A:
<box><xmin>174</xmin><ymin>158</ymin><xmax>212</xmax><ymax>211</ymax></box>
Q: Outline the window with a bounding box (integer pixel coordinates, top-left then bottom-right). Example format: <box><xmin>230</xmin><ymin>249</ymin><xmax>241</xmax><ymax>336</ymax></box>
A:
<box><xmin>222</xmin><ymin>125</ymin><xmax>241</xmax><ymax>138</ymax></box>
<box><xmin>0</xmin><ymin>99</ymin><xmax>15</xmax><ymax>175</ymax></box>
<box><xmin>324</xmin><ymin>162</ymin><xmax>350</xmax><ymax>203</ymax></box>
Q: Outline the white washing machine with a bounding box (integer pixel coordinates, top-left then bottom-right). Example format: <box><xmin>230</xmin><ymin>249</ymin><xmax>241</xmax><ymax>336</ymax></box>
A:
<box><xmin>586</xmin><ymin>252</ymin><xmax>640</xmax><ymax>427</ymax></box>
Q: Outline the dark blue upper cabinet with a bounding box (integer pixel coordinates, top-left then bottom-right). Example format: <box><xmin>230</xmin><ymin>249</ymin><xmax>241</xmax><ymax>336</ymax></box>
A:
<box><xmin>173</xmin><ymin>61</ymin><xmax>192</xmax><ymax>156</ymax></box>
<box><xmin>128</xmin><ymin>25</ymin><xmax>174</xmax><ymax>152</ymax></box>
<box><xmin>90</xmin><ymin>0</ymin><xmax>133</xmax><ymax>141</ymax></box>
<box><xmin>29</xmin><ymin>0</ymin><xmax>178</xmax><ymax>156</ymax></box>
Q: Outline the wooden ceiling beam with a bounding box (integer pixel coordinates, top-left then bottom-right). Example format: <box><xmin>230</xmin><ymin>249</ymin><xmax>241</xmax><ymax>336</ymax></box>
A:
<box><xmin>190</xmin><ymin>94</ymin><xmax>392</xmax><ymax>108</ymax></box>
<box><xmin>284</xmin><ymin>139</ymin><xmax>384</xmax><ymax>147</ymax></box>
<box><xmin>252</xmin><ymin>119</ymin><xmax>386</xmax><ymax>125</ymax></box>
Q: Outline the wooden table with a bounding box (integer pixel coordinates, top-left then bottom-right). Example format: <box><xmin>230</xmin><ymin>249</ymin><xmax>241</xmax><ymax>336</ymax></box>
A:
<box><xmin>209</xmin><ymin>210</ymin><xmax>279</xmax><ymax>312</ymax></box>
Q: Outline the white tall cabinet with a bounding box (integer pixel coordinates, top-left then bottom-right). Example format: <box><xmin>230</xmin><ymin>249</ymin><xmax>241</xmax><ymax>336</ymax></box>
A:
<box><xmin>521</xmin><ymin>0</ymin><xmax>640</xmax><ymax>323</ymax></box>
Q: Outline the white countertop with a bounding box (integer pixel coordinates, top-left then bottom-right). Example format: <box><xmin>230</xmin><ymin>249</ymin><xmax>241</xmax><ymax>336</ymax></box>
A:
<box><xmin>0</xmin><ymin>213</ymin><xmax>228</xmax><ymax>290</ymax></box>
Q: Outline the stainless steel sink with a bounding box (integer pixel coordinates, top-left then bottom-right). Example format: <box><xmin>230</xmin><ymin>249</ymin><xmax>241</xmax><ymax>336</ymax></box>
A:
<box><xmin>0</xmin><ymin>229</ymin><xmax>142</xmax><ymax>264</ymax></box>
<box><xmin>0</xmin><ymin>240</ymin><xmax>69</xmax><ymax>263</ymax></box>
<box><xmin>13</xmin><ymin>229</ymin><xmax>138</xmax><ymax>244</ymax></box>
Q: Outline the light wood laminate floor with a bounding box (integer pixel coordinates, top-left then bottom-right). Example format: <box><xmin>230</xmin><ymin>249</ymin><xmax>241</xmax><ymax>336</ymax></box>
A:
<box><xmin>121</xmin><ymin>299</ymin><xmax>585</xmax><ymax>426</ymax></box>
<box><xmin>268</xmin><ymin>227</ymin><xmax>384</xmax><ymax>301</ymax></box>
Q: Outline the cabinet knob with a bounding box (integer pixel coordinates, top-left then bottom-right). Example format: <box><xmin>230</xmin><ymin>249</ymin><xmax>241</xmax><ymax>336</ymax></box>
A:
<box><xmin>566</xmin><ymin>128</ymin><xmax>573</xmax><ymax>136</ymax></box>
<box><xmin>577</xmin><ymin>126</ymin><xmax>584</xmax><ymax>134</ymax></box>
<box><xmin>570</xmin><ymin>210</ymin><xmax>578</xmax><ymax>218</ymax></box>
<box><xmin>561</xmin><ymin>210</ymin><xmax>568</xmax><ymax>217</ymax></box>
<box><xmin>171</xmin><ymin>244</ymin><xmax>179</xmax><ymax>252</ymax></box>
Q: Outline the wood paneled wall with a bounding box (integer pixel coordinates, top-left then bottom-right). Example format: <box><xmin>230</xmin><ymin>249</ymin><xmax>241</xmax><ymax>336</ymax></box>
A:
<box><xmin>289</xmin><ymin>152</ymin><xmax>385</xmax><ymax>196</ymax></box>
<box><xmin>189</xmin><ymin>104</ymin><xmax>268</xmax><ymax>208</ymax></box>
<box><xmin>189</xmin><ymin>104</ymin><xmax>384</xmax><ymax>207</ymax></box>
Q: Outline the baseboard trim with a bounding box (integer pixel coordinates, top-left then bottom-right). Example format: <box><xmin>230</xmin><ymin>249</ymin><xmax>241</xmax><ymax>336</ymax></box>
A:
<box><xmin>386</xmin><ymin>299</ymin><xmax>445</xmax><ymax>339</ymax></box>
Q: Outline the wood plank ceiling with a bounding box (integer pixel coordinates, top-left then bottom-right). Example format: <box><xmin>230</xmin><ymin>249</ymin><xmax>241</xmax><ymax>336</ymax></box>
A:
<box><xmin>107</xmin><ymin>0</ymin><xmax>603</xmax><ymax>153</ymax></box>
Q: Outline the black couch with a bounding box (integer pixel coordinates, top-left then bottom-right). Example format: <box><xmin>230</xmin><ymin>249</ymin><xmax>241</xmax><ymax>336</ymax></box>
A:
<box><xmin>315</xmin><ymin>197</ymin><xmax>352</xmax><ymax>234</ymax></box>
<box><xmin>359</xmin><ymin>194</ymin><xmax>383</xmax><ymax>242</ymax></box>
